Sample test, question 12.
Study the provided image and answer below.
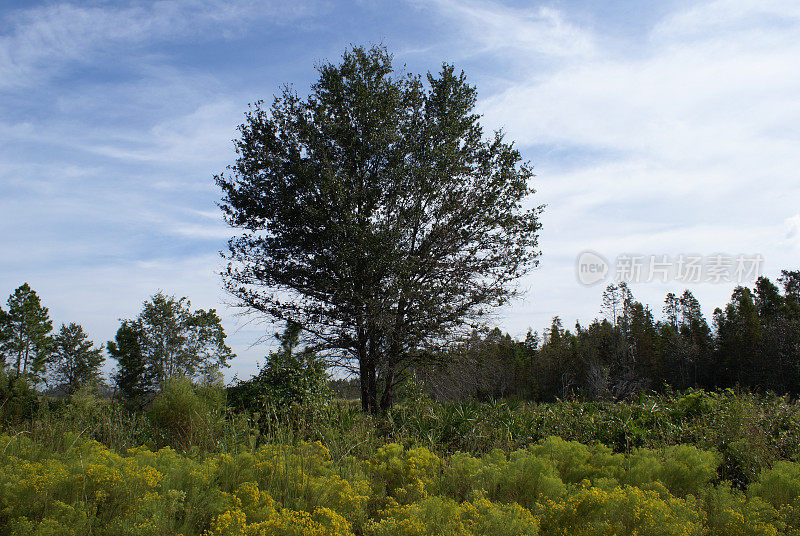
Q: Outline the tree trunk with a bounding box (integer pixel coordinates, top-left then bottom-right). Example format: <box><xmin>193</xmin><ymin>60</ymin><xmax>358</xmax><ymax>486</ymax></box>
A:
<box><xmin>358</xmin><ymin>337</ymin><xmax>372</xmax><ymax>413</ymax></box>
<box><xmin>358</xmin><ymin>334</ymin><xmax>379</xmax><ymax>415</ymax></box>
<box><xmin>379</xmin><ymin>366</ymin><xmax>395</xmax><ymax>414</ymax></box>
<box><xmin>380</xmin><ymin>297</ymin><xmax>406</xmax><ymax>414</ymax></box>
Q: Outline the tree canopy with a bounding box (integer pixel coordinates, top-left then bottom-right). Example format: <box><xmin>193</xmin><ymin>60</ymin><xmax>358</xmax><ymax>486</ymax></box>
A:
<box><xmin>109</xmin><ymin>292</ymin><xmax>234</xmax><ymax>402</ymax></box>
<box><xmin>217</xmin><ymin>45</ymin><xmax>542</xmax><ymax>412</ymax></box>
<box><xmin>50</xmin><ymin>322</ymin><xmax>104</xmax><ymax>394</ymax></box>
<box><xmin>0</xmin><ymin>283</ymin><xmax>53</xmax><ymax>383</ymax></box>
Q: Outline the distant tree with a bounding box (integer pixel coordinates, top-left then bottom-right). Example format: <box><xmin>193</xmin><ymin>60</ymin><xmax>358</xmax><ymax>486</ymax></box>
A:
<box><xmin>217</xmin><ymin>46</ymin><xmax>541</xmax><ymax>413</ymax></box>
<box><xmin>0</xmin><ymin>283</ymin><xmax>53</xmax><ymax>382</ymax></box>
<box><xmin>109</xmin><ymin>293</ymin><xmax>234</xmax><ymax>400</ymax></box>
<box><xmin>754</xmin><ymin>276</ymin><xmax>784</xmax><ymax>319</ymax></box>
<box><xmin>534</xmin><ymin>316</ymin><xmax>581</xmax><ymax>400</ymax></box>
<box><xmin>0</xmin><ymin>308</ymin><xmax>8</xmax><ymax>362</ymax></box>
<box><xmin>677</xmin><ymin>290</ymin><xmax>712</xmax><ymax>387</ymax></box>
<box><xmin>108</xmin><ymin>320</ymin><xmax>150</xmax><ymax>403</ymax></box>
<box><xmin>752</xmin><ymin>275</ymin><xmax>800</xmax><ymax>393</ymax></box>
<box><xmin>714</xmin><ymin>286</ymin><xmax>761</xmax><ymax>387</ymax></box>
<box><xmin>663</xmin><ymin>292</ymin><xmax>680</xmax><ymax>328</ymax></box>
<box><xmin>418</xmin><ymin>327</ymin><xmax>525</xmax><ymax>401</ymax></box>
<box><xmin>778</xmin><ymin>270</ymin><xmax>800</xmax><ymax>318</ymax></box>
<box><xmin>50</xmin><ymin>323</ymin><xmax>104</xmax><ymax>394</ymax></box>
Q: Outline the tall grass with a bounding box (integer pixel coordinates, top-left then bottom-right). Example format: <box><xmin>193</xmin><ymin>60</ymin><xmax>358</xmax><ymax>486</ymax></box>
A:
<box><xmin>3</xmin><ymin>387</ymin><xmax>799</xmax><ymax>487</ymax></box>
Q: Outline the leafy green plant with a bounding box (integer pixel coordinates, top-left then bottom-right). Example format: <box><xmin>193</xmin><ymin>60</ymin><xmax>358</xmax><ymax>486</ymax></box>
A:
<box><xmin>147</xmin><ymin>376</ymin><xmax>226</xmax><ymax>452</ymax></box>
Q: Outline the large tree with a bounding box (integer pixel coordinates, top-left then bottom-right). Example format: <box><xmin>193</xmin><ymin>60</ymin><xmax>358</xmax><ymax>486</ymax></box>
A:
<box><xmin>217</xmin><ymin>46</ymin><xmax>542</xmax><ymax>413</ymax></box>
<box><xmin>0</xmin><ymin>283</ymin><xmax>53</xmax><ymax>381</ymax></box>
<box><xmin>50</xmin><ymin>323</ymin><xmax>104</xmax><ymax>394</ymax></box>
<box><xmin>108</xmin><ymin>292</ymin><xmax>234</xmax><ymax>400</ymax></box>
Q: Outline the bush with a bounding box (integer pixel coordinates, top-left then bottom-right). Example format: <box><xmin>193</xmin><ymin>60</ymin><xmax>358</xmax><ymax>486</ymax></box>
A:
<box><xmin>0</xmin><ymin>369</ymin><xmax>38</xmax><ymax>424</ymax></box>
<box><xmin>147</xmin><ymin>376</ymin><xmax>225</xmax><ymax>452</ymax></box>
<box><xmin>228</xmin><ymin>323</ymin><xmax>330</xmax><ymax>416</ymax></box>
<box><xmin>1</xmin><ymin>432</ymin><xmax>800</xmax><ymax>536</ymax></box>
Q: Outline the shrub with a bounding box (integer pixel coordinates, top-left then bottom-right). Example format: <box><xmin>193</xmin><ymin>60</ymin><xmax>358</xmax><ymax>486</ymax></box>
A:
<box><xmin>227</xmin><ymin>323</ymin><xmax>330</xmax><ymax>416</ymax></box>
<box><xmin>366</xmin><ymin>496</ymin><xmax>540</xmax><ymax>536</ymax></box>
<box><xmin>750</xmin><ymin>461</ymin><xmax>800</xmax><ymax>510</ymax></box>
<box><xmin>147</xmin><ymin>376</ymin><xmax>225</xmax><ymax>452</ymax></box>
<box><xmin>536</xmin><ymin>485</ymin><xmax>705</xmax><ymax>536</ymax></box>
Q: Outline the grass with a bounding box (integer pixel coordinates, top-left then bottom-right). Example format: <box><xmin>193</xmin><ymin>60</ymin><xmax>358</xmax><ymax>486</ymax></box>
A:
<box><xmin>1</xmin><ymin>388</ymin><xmax>800</xmax><ymax>534</ymax></box>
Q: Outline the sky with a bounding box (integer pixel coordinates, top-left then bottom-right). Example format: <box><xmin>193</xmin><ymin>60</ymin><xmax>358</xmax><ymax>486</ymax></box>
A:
<box><xmin>1</xmin><ymin>0</ymin><xmax>799</xmax><ymax>381</ymax></box>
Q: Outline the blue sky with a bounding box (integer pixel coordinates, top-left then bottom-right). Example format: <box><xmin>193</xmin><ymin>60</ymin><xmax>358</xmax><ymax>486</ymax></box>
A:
<box><xmin>1</xmin><ymin>0</ymin><xmax>799</xmax><ymax>381</ymax></box>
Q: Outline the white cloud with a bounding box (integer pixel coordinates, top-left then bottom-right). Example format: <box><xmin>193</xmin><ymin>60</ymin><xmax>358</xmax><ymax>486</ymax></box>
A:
<box><xmin>652</xmin><ymin>0</ymin><xmax>800</xmax><ymax>42</ymax></box>
<box><xmin>786</xmin><ymin>214</ymin><xmax>800</xmax><ymax>246</ymax></box>
<box><xmin>87</xmin><ymin>100</ymin><xmax>242</xmax><ymax>165</ymax></box>
<box><xmin>422</xmin><ymin>0</ymin><xmax>597</xmax><ymax>59</ymax></box>
<box><xmin>429</xmin><ymin>0</ymin><xmax>800</xmax><ymax>329</ymax></box>
<box><xmin>0</xmin><ymin>0</ymin><xmax>319</xmax><ymax>88</ymax></box>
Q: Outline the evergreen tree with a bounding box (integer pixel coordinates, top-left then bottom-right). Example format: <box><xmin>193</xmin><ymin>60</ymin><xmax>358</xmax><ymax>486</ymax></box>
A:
<box><xmin>228</xmin><ymin>322</ymin><xmax>329</xmax><ymax>412</ymax></box>
<box><xmin>50</xmin><ymin>323</ymin><xmax>104</xmax><ymax>394</ymax></box>
<box><xmin>714</xmin><ymin>287</ymin><xmax>761</xmax><ymax>387</ymax></box>
<box><xmin>663</xmin><ymin>292</ymin><xmax>680</xmax><ymax>328</ymax></box>
<box><xmin>778</xmin><ymin>270</ymin><xmax>800</xmax><ymax>318</ymax></box>
<box><xmin>109</xmin><ymin>293</ymin><xmax>234</xmax><ymax>403</ymax></box>
<box><xmin>108</xmin><ymin>321</ymin><xmax>149</xmax><ymax>403</ymax></box>
<box><xmin>0</xmin><ymin>283</ymin><xmax>53</xmax><ymax>382</ymax></box>
<box><xmin>755</xmin><ymin>276</ymin><xmax>785</xmax><ymax>320</ymax></box>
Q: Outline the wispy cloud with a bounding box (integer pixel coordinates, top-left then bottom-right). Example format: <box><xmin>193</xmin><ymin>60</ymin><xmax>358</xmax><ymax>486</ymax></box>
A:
<box><xmin>424</xmin><ymin>0</ymin><xmax>800</xmax><ymax>333</ymax></box>
<box><xmin>422</xmin><ymin>0</ymin><xmax>597</xmax><ymax>59</ymax></box>
<box><xmin>0</xmin><ymin>0</ymin><xmax>320</xmax><ymax>89</ymax></box>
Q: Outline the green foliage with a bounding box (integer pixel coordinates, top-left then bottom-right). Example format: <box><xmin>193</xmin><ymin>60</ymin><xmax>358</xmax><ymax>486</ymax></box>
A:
<box><xmin>229</xmin><ymin>323</ymin><xmax>330</xmax><ymax>414</ymax></box>
<box><xmin>49</xmin><ymin>322</ymin><xmax>104</xmax><ymax>394</ymax></box>
<box><xmin>1</xmin><ymin>388</ymin><xmax>800</xmax><ymax>535</ymax></box>
<box><xmin>366</xmin><ymin>496</ymin><xmax>540</xmax><ymax>536</ymax></box>
<box><xmin>147</xmin><ymin>376</ymin><xmax>227</xmax><ymax>452</ymax></box>
<box><xmin>217</xmin><ymin>45</ymin><xmax>542</xmax><ymax>413</ymax></box>
<box><xmin>108</xmin><ymin>320</ymin><xmax>149</xmax><ymax>405</ymax></box>
<box><xmin>0</xmin><ymin>368</ymin><xmax>38</xmax><ymax>423</ymax></box>
<box><xmin>109</xmin><ymin>293</ymin><xmax>235</xmax><ymax>404</ymax></box>
<box><xmin>0</xmin><ymin>283</ymin><xmax>53</xmax><ymax>383</ymax></box>
<box><xmin>421</xmin><ymin>270</ymin><xmax>800</xmax><ymax>405</ymax></box>
<box><xmin>2</xmin><ymin>432</ymin><xmax>797</xmax><ymax>536</ymax></box>
<box><xmin>751</xmin><ymin>461</ymin><xmax>800</xmax><ymax>510</ymax></box>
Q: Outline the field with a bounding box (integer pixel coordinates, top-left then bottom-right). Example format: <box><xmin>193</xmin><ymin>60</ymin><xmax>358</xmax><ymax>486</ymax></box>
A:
<box><xmin>1</xmin><ymin>388</ymin><xmax>800</xmax><ymax>535</ymax></box>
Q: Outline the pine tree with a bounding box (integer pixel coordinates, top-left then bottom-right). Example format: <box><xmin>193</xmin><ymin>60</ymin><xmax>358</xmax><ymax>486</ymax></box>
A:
<box><xmin>0</xmin><ymin>283</ymin><xmax>53</xmax><ymax>382</ymax></box>
<box><xmin>108</xmin><ymin>321</ymin><xmax>149</xmax><ymax>403</ymax></box>
<box><xmin>50</xmin><ymin>323</ymin><xmax>104</xmax><ymax>394</ymax></box>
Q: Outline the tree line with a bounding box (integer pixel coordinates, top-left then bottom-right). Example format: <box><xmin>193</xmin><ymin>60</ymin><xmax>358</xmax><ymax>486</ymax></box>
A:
<box><xmin>416</xmin><ymin>271</ymin><xmax>800</xmax><ymax>401</ymax></box>
<box><xmin>0</xmin><ymin>285</ymin><xmax>233</xmax><ymax>405</ymax></box>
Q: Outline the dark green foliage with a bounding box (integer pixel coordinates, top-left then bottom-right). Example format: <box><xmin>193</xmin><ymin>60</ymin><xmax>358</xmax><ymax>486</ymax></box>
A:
<box><xmin>228</xmin><ymin>322</ymin><xmax>330</xmax><ymax>414</ymax></box>
<box><xmin>428</xmin><ymin>272</ymin><xmax>799</xmax><ymax>404</ymax></box>
<box><xmin>108</xmin><ymin>320</ymin><xmax>150</xmax><ymax>405</ymax></box>
<box><xmin>109</xmin><ymin>293</ymin><xmax>235</xmax><ymax>404</ymax></box>
<box><xmin>49</xmin><ymin>322</ymin><xmax>104</xmax><ymax>394</ymax></box>
<box><xmin>0</xmin><ymin>283</ymin><xmax>53</xmax><ymax>382</ymax></box>
<box><xmin>217</xmin><ymin>45</ymin><xmax>542</xmax><ymax>413</ymax></box>
<box><xmin>0</xmin><ymin>367</ymin><xmax>38</xmax><ymax>423</ymax></box>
